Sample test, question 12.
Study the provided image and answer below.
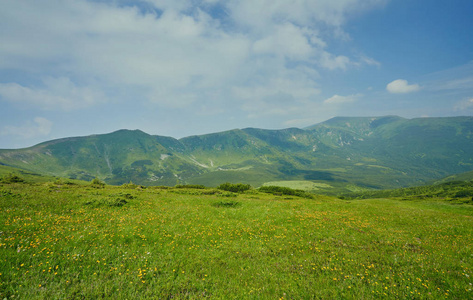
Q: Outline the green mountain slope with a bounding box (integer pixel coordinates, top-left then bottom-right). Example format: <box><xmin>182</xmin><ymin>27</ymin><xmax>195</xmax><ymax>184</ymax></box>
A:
<box><xmin>1</xmin><ymin>116</ymin><xmax>473</xmax><ymax>189</ymax></box>
<box><xmin>433</xmin><ymin>170</ymin><xmax>473</xmax><ymax>184</ymax></box>
<box><xmin>0</xmin><ymin>164</ymin><xmax>57</xmax><ymax>183</ymax></box>
<box><xmin>0</xmin><ymin>130</ymin><xmax>204</xmax><ymax>186</ymax></box>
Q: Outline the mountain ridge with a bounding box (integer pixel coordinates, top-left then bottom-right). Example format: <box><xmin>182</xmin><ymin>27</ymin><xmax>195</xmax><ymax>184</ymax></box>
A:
<box><xmin>1</xmin><ymin>115</ymin><xmax>473</xmax><ymax>189</ymax></box>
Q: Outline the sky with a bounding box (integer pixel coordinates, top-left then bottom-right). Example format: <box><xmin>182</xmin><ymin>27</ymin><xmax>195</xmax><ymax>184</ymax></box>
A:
<box><xmin>0</xmin><ymin>0</ymin><xmax>472</xmax><ymax>149</ymax></box>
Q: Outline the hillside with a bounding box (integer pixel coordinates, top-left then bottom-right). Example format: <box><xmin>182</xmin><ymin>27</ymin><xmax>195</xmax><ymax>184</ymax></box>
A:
<box><xmin>1</xmin><ymin>116</ymin><xmax>473</xmax><ymax>189</ymax></box>
<box><xmin>433</xmin><ymin>170</ymin><xmax>473</xmax><ymax>184</ymax></box>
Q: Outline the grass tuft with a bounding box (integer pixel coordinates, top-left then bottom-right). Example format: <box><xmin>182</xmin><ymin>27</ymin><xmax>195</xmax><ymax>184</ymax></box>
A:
<box><xmin>211</xmin><ymin>200</ymin><xmax>241</xmax><ymax>208</ymax></box>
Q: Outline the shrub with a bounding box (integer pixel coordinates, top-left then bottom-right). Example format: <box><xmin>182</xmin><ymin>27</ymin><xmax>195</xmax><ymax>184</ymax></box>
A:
<box><xmin>453</xmin><ymin>189</ymin><xmax>473</xmax><ymax>198</ymax></box>
<box><xmin>122</xmin><ymin>181</ymin><xmax>139</xmax><ymax>189</ymax></box>
<box><xmin>91</xmin><ymin>178</ymin><xmax>105</xmax><ymax>187</ymax></box>
<box><xmin>54</xmin><ymin>178</ymin><xmax>76</xmax><ymax>185</ymax></box>
<box><xmin>1</xmin><ymin>173</ymin><xmax>25</xmax><ymax>183</ymax></box>
<box><xmin>110</xmin><ymin>198</ymin><xmax>128</xmax><ymax>207</ymax></box>
<box><xmin>84</xmin><ymin>197</ymin><xmax>128</xmax><ymax>207</ymax></box>
<box><xmin>221</xmin><ymin>192</ymin><xmax>238</xmax><ymax>197</ymax></box>
<box><xmin>217</xmin><ymin>182</ymin><xmax>251</xmax><ymax>193</ymax></box>
<box><xmin>211</xmin><ymin>200</ymin><xmax>240</xmax><ymax>208</ymax></box>
<box><xmin>258</xmin><ymin>185</ymin><xmax>313</xmax><ymax>199</ymax></box>
<box><xmin>175</xmin><ymin>184</ymin><xmax>207</xmax><ymax>189</ymax></box>
<box><xmin>200</xmin><ymin>189</ymin><xmax>219</xmax><ymax>195</ymax></box>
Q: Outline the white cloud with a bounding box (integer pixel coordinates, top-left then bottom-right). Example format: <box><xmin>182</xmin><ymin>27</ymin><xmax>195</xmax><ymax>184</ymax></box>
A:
<box><xmin>454</xmin><ymin>98</ymin><xmax>473</xmax><ymax>111</ymax></box>
<box><xmin>422</xmin><ymin>63</ymin><xmax>473</xmax><ymax>93</ymax></box>
<box><xmin>0</xmin><ymin>77</ymin><xmax>105</xmax><ymax>111</ymax></box>
<box><xmin>386</xmin><ymin>79</ymin><xmax>421</xmax><ymax>94</ymax></box>
<box><xmin>319</xmin><ymin>53</ymin><xmax>351</xmax><ymax>70</ymax></box>
<box><xmin>235</xmin><ymin>66</ymin><xmax>321</xmax><ymax>119</ymax></box>
<box><xmin>1</xmin><ymin>117</ymin><xmax>53</xmax><ymax>139</ymax></box>
<box><xmin>0</xmin><ymin>0</ymin><xmax>385</xmax><ymax>113</ymax></box>
<box><xmin>235</xmin><ymin>75</ymin><xmax>321</xmax><ymax>102</ymax></box>
<box><xmin>227</xmin><ymin>0</ymin><xmax>388</xmax><ymax>31</ymax></box>
<box><xmin>252</xmin><ymin>23</ymin><xmax>315</xmax><ymax>60</ymax></box>
<box><xmin>429</xmin><ymin>77</ymin><xmax>473</xmax><ymax>92</ymax></box>
<box><xmin>144</xmin><ymin>0</ymin><xmax>194</xmax><ymax>12</ymax></box>
<box><xmin>324</xmin><ymin>94</ymin><xmax>361</xmax><ymax>104</ymax></box>
<box><xmin>356</xmin><ymin>56</ymin><xmax>381</xmax><ymax>67</ymax></box>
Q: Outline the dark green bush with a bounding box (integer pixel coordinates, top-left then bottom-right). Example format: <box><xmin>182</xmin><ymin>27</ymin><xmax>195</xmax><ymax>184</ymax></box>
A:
<box><xmin>175</xmin><ymin>184</ymin><xmax>207</xmax><ymax>189</ymax></box>
<box><xmin>258</xmin><ymin>186</ymin><xmax>313</xmax><ymax>199</ymax></box>
<box><xmin>91</xmin><ymin>178</ymin><xmax>105</xmax><ymax>187</ymax></box>
<box><xmin>1</xmin><ymin>173</ymin><xmax>25</xmax><ymax>183</ymax></box>
<box><xmin>211</xmin><ymin>200</ymin><xmax>240</xmax><ymax>208</ymax></box>
<box><xmin>221</xmin><ymin>192</ymin><xmax>238</xmax><ymax>197</ymax></box>
<box><xmin>54</xmin><ymin>178</ymin><xmax>76</xmax><ymax>185</ymax></box>
<box><xmin>110</xmin><ymin>198</ymin><xmax>128</xmax><ymax>207</ymax></box>
<box><xmin>122</xmin><ymin>181</ymin><xmax>139</xmax><ymax>189</ymax></box>
<box><xmin>453</xmin><ymin>189</ymin><xmax>473</xmax><ymax>198</ymax></box>
<box><xmin>84</xmin><ymin>197</ymin><xmax>128</xmax><ymax>207</ymax></box>
<box><xmin>217</xmin><ymin>182</ymin><xmax>251</xmax><ymax>193</ymax></box>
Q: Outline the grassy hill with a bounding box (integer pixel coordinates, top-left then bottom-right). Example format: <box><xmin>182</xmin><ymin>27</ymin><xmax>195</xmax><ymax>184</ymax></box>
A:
<box><xmin>0</xmin><ymin>164</ymin><xmax>58</xmax><ymax>184</ymax></box>
<box><xmin>1</xmin><ymin>179</ymin><xmax>472</xmax><ymax>298</ymax></box>
<box><xmin>0</xmin><ymin>130</ymin><xmax>203</xmax><ymax>186</ymax></box>
<box><xmin>434</xmin><ymin>170</ymin><xmax>473</xmax><ymax>184</ymax></box>
<box><xmin>340</xmin><ymin>178</ymin><xmax>473</xmax><ymax>203</ymax></box>
<box><xmin>306</xmin><ymin>116</ymin><xmax>473</xmax><ymax>187</ymax></box>
<box><xmin>1</xmin><ymin>116</ymin><xmax>473</xmax><ymax>189</ymax></box>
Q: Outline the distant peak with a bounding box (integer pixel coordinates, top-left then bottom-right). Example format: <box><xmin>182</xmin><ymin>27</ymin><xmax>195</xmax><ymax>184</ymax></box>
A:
<box><xmin>107</xmin><ymin>129</ymin><xmax>151</xmax><ymax>137</ymax></box>
<box><xmin>304</xmin><ymin>115</ymin><xmax>404</xmax><ymax>131</ymax></box>
<box><xmin>113</xmin><ymin>129</ymin><xmax>147</xmax><ymax>134</ymax></box>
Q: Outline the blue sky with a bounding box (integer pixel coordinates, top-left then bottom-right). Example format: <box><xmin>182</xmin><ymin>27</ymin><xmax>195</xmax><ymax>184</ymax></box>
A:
<box><xmin>1</xmin><ymin>0</ymin><xmax>472</xmax><ymax>149</ymax></box>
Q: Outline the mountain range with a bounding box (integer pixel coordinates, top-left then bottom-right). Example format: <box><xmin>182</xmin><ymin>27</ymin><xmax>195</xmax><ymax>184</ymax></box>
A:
<box><xmin>1</xmin><ymin>116</ymin><xmax>473</xmax><ymax>190</ymax></box>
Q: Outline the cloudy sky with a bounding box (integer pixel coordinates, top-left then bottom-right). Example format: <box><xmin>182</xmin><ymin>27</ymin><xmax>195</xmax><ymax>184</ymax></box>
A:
<box><xmin>1</xmin><ymin>0</ymin><xmax>472</xmax><ymax>148</ymax></box>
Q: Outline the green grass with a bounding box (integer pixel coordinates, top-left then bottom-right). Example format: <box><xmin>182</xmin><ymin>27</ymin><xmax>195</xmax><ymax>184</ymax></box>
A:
<box><xmin>0</xmin><ymin>165</ymin><xmax>57</xmax><ymax>184</ymax></box>
<box><xmin>261</xmin><ymin>180</ymin><xmax>375</xmax><ymax>196</ymax></box>
<box><xmin>263</xmin><ymin>180</ymin><xmax>332</xmax><ymax>191</ymax></box>
<box><xmin>341</xmin><ymin>180</ymin><xmax>473</xmax><ymax>204</ymax></box>
<box><xmin>1</xmin><ymin>182</ymin><xmax>472</xmax><ymax>299</ymax></box>
<box><xmin>187</xmin><ymin>167</ymin><xmax>281</xmax><ymax>187</ymax></box>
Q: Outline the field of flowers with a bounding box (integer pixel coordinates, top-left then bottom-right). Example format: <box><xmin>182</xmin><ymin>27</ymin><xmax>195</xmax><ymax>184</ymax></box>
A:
<box><xmin>0</xmin><ymin>182</ymin><xmax>472</xmax><ymax>299</ymax></box>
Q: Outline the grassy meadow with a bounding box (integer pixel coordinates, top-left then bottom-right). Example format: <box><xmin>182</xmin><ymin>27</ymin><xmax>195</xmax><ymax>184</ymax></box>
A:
<box><xmin>1</xmin><ymin>180</ymin><xmax>472</xmax><ymax>299</ymax></box>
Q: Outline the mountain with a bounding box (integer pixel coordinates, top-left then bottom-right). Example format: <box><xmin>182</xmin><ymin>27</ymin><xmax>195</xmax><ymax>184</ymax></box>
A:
<box><xmin>1</xmin><ymin>116</ymin><xmax>473</xmax><ymax>189</ymax></box>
